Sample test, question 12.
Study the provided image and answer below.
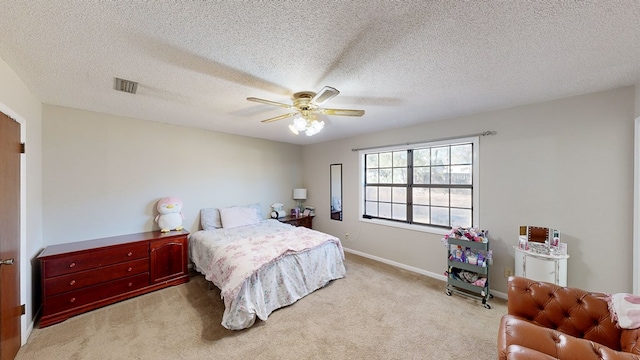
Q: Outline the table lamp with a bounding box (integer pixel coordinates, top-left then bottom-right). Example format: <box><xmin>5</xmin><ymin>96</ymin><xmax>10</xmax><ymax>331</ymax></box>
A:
<box><xmin>293</xmin><ymin>188</ymin><xmax>307</xmax><ymax>213</ymax></box>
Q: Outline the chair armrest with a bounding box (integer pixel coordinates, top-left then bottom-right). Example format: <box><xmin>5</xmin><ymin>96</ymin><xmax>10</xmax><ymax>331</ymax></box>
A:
<box><xmin>499</xmin><ymin>315</ymin><xmax>563</xmax><ymax>360</ymax></box>
<box><xmin>622</xmin><ymin>329</ymin><xmax>640</xmax><ymax>354</ymax></box>
<box><xmin>505</xmin><ymin>345</ymin><xmax>556</xmax><ymax>360</ymax></box>
<box><xmin>499</xmin><ymin>315</ymin><xmax>640</xmax><ymax>360</ymax></box>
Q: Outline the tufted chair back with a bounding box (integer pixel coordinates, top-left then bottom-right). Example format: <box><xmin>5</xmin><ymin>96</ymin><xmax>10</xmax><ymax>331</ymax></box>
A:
<box><xmin>507</xmin><ymin>276</ymin><xmax>623</xmax><ymax>351</ymax></box>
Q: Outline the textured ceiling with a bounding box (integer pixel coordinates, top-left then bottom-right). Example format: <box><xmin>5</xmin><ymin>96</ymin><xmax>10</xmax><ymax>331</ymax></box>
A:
<box><xmin>1</xmin><ymin>1</ymin><xmax>639</xmax><ymax>145</ymax></box>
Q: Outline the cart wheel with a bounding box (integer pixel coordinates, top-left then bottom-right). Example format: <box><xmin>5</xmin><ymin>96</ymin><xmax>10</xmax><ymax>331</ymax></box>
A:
<box><xmin>483</xmin><ymin>303</ymin><xmax>491</xmax><ymax>309</ymax></box>
<box><xmin>489</xmin><ymin>294</ymin><xmax>494</xmax><ymax>299</ymax></box>
<box><xmin>445</xmin><ymin>289</ymin><xmax>452</xmax><ymax>296</ymax></box>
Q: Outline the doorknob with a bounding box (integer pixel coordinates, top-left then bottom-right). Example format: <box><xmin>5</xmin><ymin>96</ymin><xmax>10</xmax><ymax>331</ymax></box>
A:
<box><xmin>0</xmin><ymin>258</ymin><xmax>14</xmax><ymax>265</ymax></box>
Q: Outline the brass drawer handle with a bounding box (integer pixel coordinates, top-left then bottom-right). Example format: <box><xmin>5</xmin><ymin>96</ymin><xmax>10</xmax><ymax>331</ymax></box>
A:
<box><xmin>69</xmin><ymin>280</ymin><xmax>76</xmax><ymax>286</ymax></box>
<box><xmin>128</xmin><ymin>282</ymin><xmax>133</xmax><ymax>287</ymax></box>
<box><xmin>70</xmin><ymin>297</ymin><xmax>76</xmax><ymax>303</ymax></box>
<box><xmin>127</xmin><ymin>252</ymin><xmax>133</xmax><ymax>257</ymax></box>
<box><xmin>127</xmin><ymin>267</ymin><xmax>132</xmax><ymax>272</ymax></box>
<box><xmin>69</xmin><ymin>262</ymin><xmax>76</xmax><ymax>268</ymax></box>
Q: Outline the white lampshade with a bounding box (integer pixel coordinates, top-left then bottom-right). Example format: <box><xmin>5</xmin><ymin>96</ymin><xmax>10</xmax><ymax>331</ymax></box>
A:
<box><xmin>293</xmin><ymin>188</ymin><xmax>307</xmax><ymax>200</ymax></box>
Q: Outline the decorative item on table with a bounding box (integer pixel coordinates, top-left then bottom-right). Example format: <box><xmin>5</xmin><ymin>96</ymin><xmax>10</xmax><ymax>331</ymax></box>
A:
<box><xmin>519</xmin><ymin>225</ymin><xmax>564</xmax><ymax>255</ymax></box>
<box><xmin>155</xmin><ymin>197</ymin><xmax>184</xmax><ymax>233</ymax></box>
<box><xmin>557</xmin><ymin>242</ymin><xmax>568</xmax><ymax>255</ymax></box>
<box><xmin>293</xmin><ymin>188</ymin><xmax>307</xmax><ymax>211</ymax></box>
<box><xmin>270</xmin><ymin>203</ymin><xmax>286</xmax><ymax>219</ymax></box>
<box><xmin>518</xmin><ymin>235</ymin><xmax>528</xmax><ymax>250</ymax></box>
<box><xmin>304</xmin><ymin>206</ymin><xmax>315</xmax><ymax>216</ymax></box>
<box><xmin>290</xmin><ymin>208</ymin><xmax>300</xmax><ymax>217</ymax></box>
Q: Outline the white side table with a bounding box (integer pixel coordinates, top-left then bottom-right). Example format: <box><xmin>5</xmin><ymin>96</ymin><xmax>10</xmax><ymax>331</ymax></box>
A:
<box><xmin>514</xmin><ymin>246</ymin><xmax>569</xmax><ymax>286</ymax></box>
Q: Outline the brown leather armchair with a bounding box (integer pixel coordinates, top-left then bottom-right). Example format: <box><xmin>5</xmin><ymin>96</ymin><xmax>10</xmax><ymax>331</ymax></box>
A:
<box><xmin>498</xmin><ymin>276</ymin><xmax>640</xmax><ymax>359</ymax></box>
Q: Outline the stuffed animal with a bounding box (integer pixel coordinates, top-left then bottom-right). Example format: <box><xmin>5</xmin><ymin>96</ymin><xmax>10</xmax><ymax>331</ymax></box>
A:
<box><xmin>155</xmin><ymin>197</ymin><xmax>184</xmax><ymax>232</ymax></box>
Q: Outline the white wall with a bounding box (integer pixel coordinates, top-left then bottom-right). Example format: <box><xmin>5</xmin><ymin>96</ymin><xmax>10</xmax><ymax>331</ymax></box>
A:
<box><xmin>0</xmin><ymin>56</ymin><xmax>43</xmax><ymax>344</ymax></box>
<box><xmin>42</xmin><ymin>105</ymin><xmax>304</xmax><ymax>244</ymax></box>
<box><xmin>304</xmin><ymin>86</ymin><xmax>635</xmax><ymax>295</ymax></box>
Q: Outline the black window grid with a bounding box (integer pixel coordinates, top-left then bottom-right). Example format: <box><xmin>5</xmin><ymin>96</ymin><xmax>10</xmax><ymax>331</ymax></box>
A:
<box><xmin>363</xmin><ymin>144</ymin><xmax>474</xmax><ymax>229</ymax></box>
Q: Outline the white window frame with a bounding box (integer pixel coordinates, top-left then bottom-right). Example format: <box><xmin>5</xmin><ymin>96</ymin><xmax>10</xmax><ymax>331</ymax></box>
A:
<box><xmin>358</xmin><ymin>136</ymin><xmax>480</xmax><ymax>235</ymax></box>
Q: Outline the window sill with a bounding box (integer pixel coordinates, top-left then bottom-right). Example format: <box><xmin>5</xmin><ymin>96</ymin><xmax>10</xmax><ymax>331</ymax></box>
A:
<box><xmin>359</xmin><ymin>217</ymin><xmax>450</xmax><ymax>236</ymax></box>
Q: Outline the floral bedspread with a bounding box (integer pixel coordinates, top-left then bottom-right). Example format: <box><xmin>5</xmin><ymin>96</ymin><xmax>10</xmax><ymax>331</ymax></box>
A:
<box><xmin>189</xmin><ymin>219</ymin><xmax>345</xmax><ymax>329</ymax></box>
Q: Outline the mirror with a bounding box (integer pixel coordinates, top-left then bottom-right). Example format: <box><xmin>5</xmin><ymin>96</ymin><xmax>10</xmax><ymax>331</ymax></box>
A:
<box><xmin>330</xmin><ymin>164</ymin><xmax>342</xmax><ymax>221</ymax></box>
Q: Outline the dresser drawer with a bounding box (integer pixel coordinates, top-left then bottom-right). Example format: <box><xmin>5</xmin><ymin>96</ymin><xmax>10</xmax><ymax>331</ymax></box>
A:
<box><xmin>43</xmin><ymin>243</ymin><xmax>149</xmax><ymax>277</ymax></box>
<box><xmin>43</xmin><ymin>273</ymin><xmax>150</xmax><ymax>316</ymax></box>
<box><xmin>44</xmin><ymin>258</ymin><xmax>149</xmax><ymax>296</ymax></box>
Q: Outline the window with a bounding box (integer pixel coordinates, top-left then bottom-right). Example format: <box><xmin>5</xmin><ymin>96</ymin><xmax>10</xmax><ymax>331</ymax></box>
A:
<box><xmin>360</xmin><ymin>137</ymin><xmax>478</xmax><ymax>232</ymax></box>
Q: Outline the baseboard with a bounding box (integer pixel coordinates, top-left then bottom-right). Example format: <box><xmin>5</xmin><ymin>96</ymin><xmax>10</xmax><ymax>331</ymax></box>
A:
<box><xmin>343</xmin><ymin>247</ymin><xmax>507</xmax><ymax>300</ymax></box>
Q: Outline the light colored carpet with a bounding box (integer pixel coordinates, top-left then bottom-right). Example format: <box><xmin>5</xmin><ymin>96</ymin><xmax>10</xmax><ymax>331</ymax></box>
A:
<box><xmin>16</xmin><ymin>253</ymin><xmax>506</xmax><ymax>360</ymax></box>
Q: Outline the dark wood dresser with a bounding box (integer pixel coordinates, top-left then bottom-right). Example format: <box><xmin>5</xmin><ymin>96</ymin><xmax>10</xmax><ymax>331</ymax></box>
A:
<box><xmin>38</xmin><ymin>230</ymin><xmax>189</xmax><ymax>327</ymax></box>
<box><xmin>278</xmin><ymin>215</ymin><xmax>313</xmax><ymax>229</ymax></box>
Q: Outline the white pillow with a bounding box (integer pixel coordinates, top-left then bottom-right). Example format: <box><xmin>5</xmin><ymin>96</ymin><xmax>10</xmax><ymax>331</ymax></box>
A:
<box><xmin>200</xmin><ymin>208</ymin><xmax>222</xmax><ymax>230</ymax></box>
<box><xmin>219</xmin><ymin>206</ymin><xmax>261</xmax><ymax>229</ymax></box>
<box><xmin>246</xmin><ymin>203</ymin><xmax>263</xmax><ymax>219</ymax></box>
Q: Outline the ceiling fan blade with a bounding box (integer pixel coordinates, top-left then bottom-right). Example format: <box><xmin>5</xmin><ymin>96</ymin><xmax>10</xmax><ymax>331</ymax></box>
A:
<box><xmin>247</xmin><ymin>97</ymin><xmax>294</xmax><ymax>109</ymax></box>
<box><xmin>261</xmin><ymin>112</ymin><xmax>298</xmax><ymax>123</ymax></box>
<box><xmin>311</xmin><ymin>86</ymin><xmax>340</xmax><ymax>105</ymax></box>
<box><xmin>319</xmin><ymin>108</ymin><xmax>365</xmax><ymax>117</ymax></box>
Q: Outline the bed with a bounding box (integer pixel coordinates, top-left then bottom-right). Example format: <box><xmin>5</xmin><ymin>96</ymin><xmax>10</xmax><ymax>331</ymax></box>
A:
<box><xmin>189</xmin><ymin>205</ymin><xmax>346</xmax><ymax>330</ymax></box>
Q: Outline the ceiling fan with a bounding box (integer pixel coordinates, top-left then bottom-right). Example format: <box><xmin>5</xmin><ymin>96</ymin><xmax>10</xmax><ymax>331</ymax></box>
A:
<box><xmin>246</xmin><ymin>86</ymin><xmax>365</xmax><ymax>136</ymax></box>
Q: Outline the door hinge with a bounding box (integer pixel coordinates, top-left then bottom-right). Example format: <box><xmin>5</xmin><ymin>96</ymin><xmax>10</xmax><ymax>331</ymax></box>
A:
<box><xmin>20</xmin><ymin>142</ymin><xmax>25</xmax><ymax>154</ymax></box>
<box><xmin>20</xmin><ymin>304</ymin><xmax>25</xmax><ymax>315</ymax></box>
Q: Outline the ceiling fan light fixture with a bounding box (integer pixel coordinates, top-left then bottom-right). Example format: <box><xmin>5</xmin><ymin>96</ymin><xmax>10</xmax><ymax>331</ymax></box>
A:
<box><xmin>293</xmin><ymin>116</ymin><xmax>307</xmax><ymax>131</ymax></box>
<box><xmin>305</xmin><ymin>120</ymin><xmax>325</xmax><ymax>137</ymax></box>
<box><xmin>289</xmin><ymin>116</ymin><xmax>324</xmax><ymax>137</ymax></box>
<box><xmin>248</xmin><ymin>85</ymin><xmax>363</xmax><ymax>137</ymax></box>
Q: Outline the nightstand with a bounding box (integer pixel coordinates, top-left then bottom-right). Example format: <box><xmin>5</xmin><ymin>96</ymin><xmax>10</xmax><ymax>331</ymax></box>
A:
<box><xmin>278</xmin><ymin>215</ymin><xmax>313</xmax><ymax>229</ymax></box>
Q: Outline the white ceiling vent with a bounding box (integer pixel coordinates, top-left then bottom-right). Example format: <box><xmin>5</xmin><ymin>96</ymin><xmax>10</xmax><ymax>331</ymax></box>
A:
<box><xmin>114</xmin><ymin>78</ymin><xmax>138</xmax><ymax>94</ymax></box>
